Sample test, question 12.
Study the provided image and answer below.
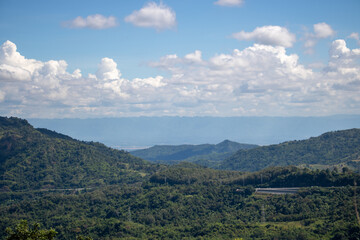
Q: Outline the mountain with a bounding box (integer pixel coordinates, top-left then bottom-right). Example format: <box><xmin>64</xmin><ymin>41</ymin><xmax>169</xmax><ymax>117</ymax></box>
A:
<box><xmin>0</xmin><ymin>116</ymin><xmax>158</xmax><ymax>191</ymax></box>
<box><xmin>1</xmin><ymin>117</ymin><xmax>360</xmax><ymax>239</ymax></box>
<box><xmin>221</xmin><ymin>128</ymin><xmax>360</xmax><ymax>172</ymax></box>
<box><xmin>130</xmin><ymin>140</ymin><xmax>258</xmax><ymax>167</ymax></box>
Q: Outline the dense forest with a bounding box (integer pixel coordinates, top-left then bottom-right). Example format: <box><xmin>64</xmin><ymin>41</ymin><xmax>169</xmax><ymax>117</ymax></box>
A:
<box><xmin>1</xmin><ymin>116</ymin><xmax>360</xmax><ymax>239</ymax></box>
<box><xmin>0</xmin><ymin>117</ymin><xmax>159</xmax><ymax>191</ymax></box>
<box><xmin>221</xmin><ymin>128</ymin><xmax>360</xmax><ymax>172</ymax></box>
<box><xmin>1</xmin><ymin>166</ymin><xmax>360</xmax><ymax>239</ymax></box>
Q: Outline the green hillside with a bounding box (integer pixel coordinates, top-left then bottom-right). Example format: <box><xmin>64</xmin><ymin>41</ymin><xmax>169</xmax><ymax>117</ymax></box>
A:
<box><xmin>131</xmin><ymin>140</ymin><xmax>258</xmax><ymax>167</ymax></box>
<box><xmin>221</xmin><ymin>129</ymin><xmax>360</xmax><ymax>172</ymax></box>
<box><xmin>0</xmin><ymin>117</ymin><xmax>158</xmax><ymax>191</ymax></box>
<box><xmin>1</xmin><ymin>116</ymin><xmax>360</xmax><ymax>239</ymax></box>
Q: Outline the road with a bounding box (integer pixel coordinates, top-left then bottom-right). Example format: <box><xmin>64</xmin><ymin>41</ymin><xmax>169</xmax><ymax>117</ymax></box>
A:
<box><xmin>255</xmin><ymin>187</ymin><xmax>300</xmax><ymax>194</ymax></box>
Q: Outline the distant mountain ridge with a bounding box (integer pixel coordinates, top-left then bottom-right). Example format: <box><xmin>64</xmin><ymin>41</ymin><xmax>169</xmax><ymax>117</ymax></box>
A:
<box><xmin>2</xmin><ymin>115</ymin><xmax>360</xmax><ymax>193</ymax></box>
<box><xmin>220</xmin><ymin>128</ymin><xmax>360</xmax><ymax>172</ymax></box>
<box><xmin>131</xmin><ymin>140</ymin><xmax>258</xmax><ymax>167</ymax></box>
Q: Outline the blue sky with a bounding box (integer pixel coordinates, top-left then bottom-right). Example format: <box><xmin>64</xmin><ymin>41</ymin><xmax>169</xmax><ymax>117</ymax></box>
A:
<box><xmin>0</xmin><ymin>0</ymin><xmax>360</xmax><ymax>118</ymax></box>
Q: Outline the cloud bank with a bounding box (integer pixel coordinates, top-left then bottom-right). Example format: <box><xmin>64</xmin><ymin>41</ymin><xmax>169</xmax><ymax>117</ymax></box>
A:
<box><xmin>125</xmin><ymin>2</ymin><xmax>176</xmax><ymax>31</ymax></box>
<box><xmin>0</xmin><ymin>39</ymin><xmax>359</xmax><ymax>117</ymax></box>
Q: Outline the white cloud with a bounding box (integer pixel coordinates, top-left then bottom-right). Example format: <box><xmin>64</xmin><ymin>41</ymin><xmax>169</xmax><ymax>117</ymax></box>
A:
<box><xmin>304</xmin><ymin>22</ymin><xmax>335</xmax><ymax>53</ymax></box>
<box><xmin>96</xmin><ymin>57</ymin><xmax>121</xmax><ymax>81</ymax></box>
<box><xmin>184</xmin><ymin>50</ymin><xmax>203</xmax><ymax>63</ymax></box>
<box><xmin>132</xmin><ymin>76</ymin><xmax>166</xmax><ymax>88</ymax></box>
<box><xmin>0</xmin><ymin>41</ymin><xmax>86</xmax><ymax>114</ymax></box>
<box><xmin>232</xmin><ymin>26</ymin><xmax>296</xmax><ymax>48</ymax></box>
<box><xmin>150</xmin><ymin>41</ymin><xmax>360</xmax><ymax>116</ymax></box>
<box><xmin>318</xmin><ymin>40</ymin><xmax>360</xmax><ymax>109</ymax></box>
<box><xmin>125</xmin><ymin>2</ymin><xmax>176</xmax><ymax>31</ymax></box>
<box><xmin>1</xmin><ymin>39</ymin><xmax>360</xmax><ymax>117</ymax></box>
<box><xmin>0</xmin><ymin>41</ymin><xmax>171</xmax><ymax>117</ymax></box>
<box><xmin>214</xmin><ymin>0</ymin><xmax>244</xmax><ymax>7</ymax></box>
<box><xmin>313</xmin><ymin>22</ymin><xmax>335</xmax><ymax>38</ymax></box>
<box><xmin>328</xmin><ymin>39</ymin><xmax>360</xmax><ymax>72</ymax></box>
<box><xmin>0</xmin><ymin>40</ymin><xmax>42</xmax><ymax>81</ymax></box>
<box><xmin>63</xmin><ymin>14</ymin><xmax>117</xmax><ymax>29</ymax></box>
<box><xmin>348</xmin><ymin>32</ymin><xmax>360</xmax><ymax>45</ymax></box>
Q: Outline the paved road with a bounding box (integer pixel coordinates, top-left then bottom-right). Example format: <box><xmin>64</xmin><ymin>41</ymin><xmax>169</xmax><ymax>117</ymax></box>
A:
<box><xmin>255</xmin><ymin>187</ymin><xmax>300</xmax><ymax>194</ymax></box>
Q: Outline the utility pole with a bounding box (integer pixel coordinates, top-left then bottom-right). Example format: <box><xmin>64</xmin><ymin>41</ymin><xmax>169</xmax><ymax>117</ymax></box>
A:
<box><xmin>261</xmin><ymin>204</ymin><xmax>266</xmax><ymax>223</ymax></box>
<box><xmin>128</xmin><ymin>206</ymin><xmax>132</xmax><ymax>222</ymax></box>
<box><xmin>354</xmin><ymin>180</ymin><xmax>360</xmax><ymax>225</ymax></box>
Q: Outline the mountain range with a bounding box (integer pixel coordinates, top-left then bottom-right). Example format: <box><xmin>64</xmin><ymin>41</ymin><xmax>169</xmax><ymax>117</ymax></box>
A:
<box><xmin>1</xmin><ymin>116</ymin><xmax>360</xmax><ymax>239</ymax></box>
<box><xmin>131</xmin><ymin>140</ymin><xmax>258</xmax><ymax>167</ymax></box>
<box><xmin>1</xmin><ymin>116</ymin><xmax>360</xmax><ymax>192</ymax></box>
<box><xmin>130</xmin><ymin>129</ymin><xmax>360</xmax><ymax>172</ymax></box>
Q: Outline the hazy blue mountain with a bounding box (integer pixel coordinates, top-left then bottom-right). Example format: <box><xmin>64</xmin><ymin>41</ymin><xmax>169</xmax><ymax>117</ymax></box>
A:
<box><xmin>221</xmin><ymin>128</ymin><xmax>360</xmax><ymax>172</ymax></box>
<box><xmin>28</xmin><ymin>115</ymin><xmax>360</xmax><ymax>149</ymax></box>
<box><xmin>131</xmin><ymin>140</ymin><xmax>258</xmax><ymax>167</ymax></box>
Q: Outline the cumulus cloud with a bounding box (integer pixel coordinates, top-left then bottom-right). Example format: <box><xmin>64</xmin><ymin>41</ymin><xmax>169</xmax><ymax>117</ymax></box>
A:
<box><xmin>184</xmin><ymin>50</ymin><xmax>203</xmax><ymax>63</ymax></box>
<box><xmin>1</xmin><ymin>39</ymin><xmax>360</xmax><ymax>117</ymax></box>
<box><xmin>125</xmin><ymin>2</ymin><xmax>176</xmax><ymax>31</ymax></box>
<box><xmin>0</xmin><ymin>40</ymin><xmax>42</xmax><ymax>81</ymax></box>
<box><xmin>150</xmin><ymin>41</ymin><xmax>360</xmax><ymax>116</ymax></box>
<box><xmin>153</xmin><ymin>44</ymin><xmax>312</xmax><ymax>87</ymax></box>
<box><xmin>0</xmin><ymin>40</ymin><xmax>168</xmax><ymax>117</ymax></box>
<box><xmin>232</xmin><ymin>26</ymin><xmax>296</xmax><ymax>48</ymax></box>
<box><xmin>96</xmin><ymin>57</ymin><xmax>121</xmax><ymax>81</ymax></box>
<box><xmin>214</xmin><ymin>0</ymin><xmax>244</xmax><ymax>7</ymax></box>
<box><xmin>313</xmin><ymin>22</ymin><xmax>335</xmax><ymax>38</ymax></box>
<box><xmin>318</xmin><ymin>40</ymin><xmax>360</xmax><ymax>109</ymax></box>
<box><xmin>328</xmin><ymin>39</ymin><xmax>360</xmax><ymax>72</ymax></box>
<box><xmin>348</xmin><ymin>32</ymin><xmax>360</xmax><ymax>45</ymax></box>
<box><xmin>304</xmin><ymin>22</ymin><xmax>335</xmax><ymax>53</ymax></box>
<box><xmin>63</xmin><ymin>14</ymin><xmax>117</xmax><ymax>29</ymax></box>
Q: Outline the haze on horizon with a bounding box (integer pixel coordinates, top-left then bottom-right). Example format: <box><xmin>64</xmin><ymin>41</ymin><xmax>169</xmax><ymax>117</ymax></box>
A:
<box><xmin>29</xmin><ymin>115</ymin><xmax>360</xmax><ymax>149</ymax></box>
<box><xmin>0</xmin><ymin>0</ymin><xmax>360</xmax><ymax>119</ymax></box>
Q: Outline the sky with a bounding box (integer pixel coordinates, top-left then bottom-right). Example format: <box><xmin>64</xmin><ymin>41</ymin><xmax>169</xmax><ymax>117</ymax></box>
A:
<box><xmin>0</xmin><ymin>0</ymin><xmax>360</xmax><ymax>118</ymax></box>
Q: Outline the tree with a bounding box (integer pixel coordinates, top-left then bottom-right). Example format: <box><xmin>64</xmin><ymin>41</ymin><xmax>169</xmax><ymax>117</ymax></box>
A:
<box><xmin>5</xmin><ymin>220</ymin><xmax>57</xmax><ymax>240</ymax></box>
<box><xmin>76</xmin><ymin>236</ymin><xmax>94</xmax><ymax>240</ymax></box>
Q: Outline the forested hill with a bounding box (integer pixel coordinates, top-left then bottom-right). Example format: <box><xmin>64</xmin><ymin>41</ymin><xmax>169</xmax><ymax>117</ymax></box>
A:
<box><xmin>131</xmin><ymin>140</ymin><xmax>258</xmax><ymax>167</ymax></box>
<box><xmin>0</xmin><ymin>117</ymin><xmax>159</xmax><ymax>191</ymax></box>
<box><xmin>221</xmin><ymin>128</ymin><xmax>360</xmax><ymax>172</ymax></box>
<box><xmin>1</xmin><ymin>117</ymin><xmax>360</xmax><ymax>239</ymax></box>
